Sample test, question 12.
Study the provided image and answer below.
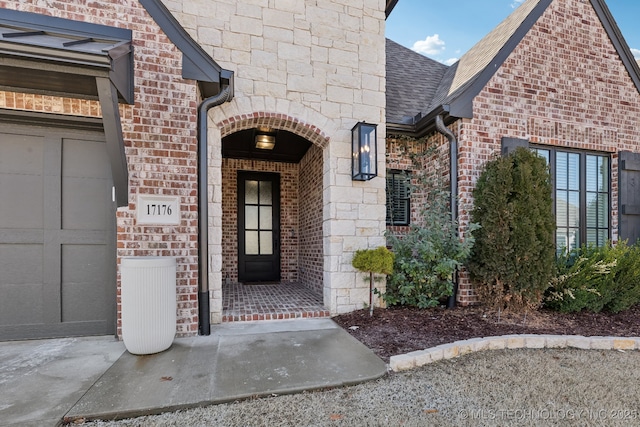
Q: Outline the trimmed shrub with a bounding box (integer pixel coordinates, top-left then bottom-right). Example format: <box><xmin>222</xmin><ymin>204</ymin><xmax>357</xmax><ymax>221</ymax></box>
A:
<box><xmin>468</xmin><ymin>147</ymin><xmax>556</xmax><ymax>311</ymax></box>
<box><xmin>545</xmin><ymin>241</ymin><xmax>640</xmax><ymax>313</ymax></box>
<box><xmin>352</xmin><ymin>246</ymin><xmax>394</xmax><ymax>316</ymax></box>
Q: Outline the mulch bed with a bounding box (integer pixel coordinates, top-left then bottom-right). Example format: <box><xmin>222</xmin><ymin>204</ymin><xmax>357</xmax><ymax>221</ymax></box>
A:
<box><xmin>332</xmin><ymin>304</ymin><xmax>640</xmax><ymax>362</ymax></box>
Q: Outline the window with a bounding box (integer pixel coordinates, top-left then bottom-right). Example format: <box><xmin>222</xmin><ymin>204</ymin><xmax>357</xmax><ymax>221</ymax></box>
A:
<box><xmin>533</xmin><ymin>147</ymin><xmax>610</xmax><ymax>252</ymax></box>
<box><xmin>386</xmin><ymin>170</ymin><xmax>410</xmax><ymax>226</ymax></box>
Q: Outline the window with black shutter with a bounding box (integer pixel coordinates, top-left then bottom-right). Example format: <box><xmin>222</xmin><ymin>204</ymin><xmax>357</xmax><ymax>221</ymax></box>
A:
<box><xmin>619</xmin><ymin>151</ymin><xmax>640</xmax><ymax>245</ymax></box>
<box><xmin>386</xmin><ymin>170</ymin><xmax>410</xmax><ymax>226</ymax></box>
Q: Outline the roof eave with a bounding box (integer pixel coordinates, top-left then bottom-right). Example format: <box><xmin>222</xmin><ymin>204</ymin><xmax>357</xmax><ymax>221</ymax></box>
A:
<box><xmin>385</xmin><ymin>0</ymin><xmax>399</xmax><ymax>18</ymax></box>
<box><xmin>590</xmin><ymin>0</ymin><xmax>640</xmax><ymax>95</ymax></box>
<box><xmin>436</xmin><ymin>0</ymin><xmax>553</xmax><ymax>122</ymax></box>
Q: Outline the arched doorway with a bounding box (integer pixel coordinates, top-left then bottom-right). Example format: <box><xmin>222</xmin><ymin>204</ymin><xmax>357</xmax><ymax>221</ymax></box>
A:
<box><xmin>219</xmin><ymin>121</ymin><xmax>328</xmax><ymax>321</ymax></box>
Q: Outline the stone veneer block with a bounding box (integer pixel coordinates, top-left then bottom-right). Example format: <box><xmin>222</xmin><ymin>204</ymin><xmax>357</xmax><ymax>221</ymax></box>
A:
<box><xmin>487</xmin><ymin>337</ymin><xmax>507</xmax><ymax>350</ymax></box>
<box><xmin>613</xmin><ymin>338</ymin><xmax>636</xmax><ymax>350</ymax></box>
<box><xmin>455</xmin><ymin>338</ymin><xmax>483</xmax><ymax>355</ymax></box>
<box><xmin>472</xmin><ymin>338</ymin><xmax>491</xmax><ymax>352</ymax></box>
<box><xmin>523</xmin><ymin>335</ymin><xmax>546</xmax><ymax>349</ymax></box>
<box><xmin>504</xmin><ymin>335</ymin><xmax>526</xmax><ymax>349</ymax></box>
<box><xmin>566</xmin><ymin>336</ymin><xmax>591</xmax><ymax>350</ymax></box>
<box><xmin>589</xmin><ymin>337</ymin><xmax>613</xmax><ymax>350</ymax></box>
<box><xmin>389</xmin><ymin>353</ymin><xmax>417</xmax><ymax>372</ymax></box>
<box><xmin>426</xmin><ymin>347</ymin><xmax>445</xmax><ymax>363</ymax></box>
<box><xmin>413</xmin><ymin>350</ymin><xmax>433</xmax><ymax>367</ymax></box>
<box><xmin>438</xmin><ymin>343</ymin><xmax>460</xmax><ymax>360</ymax></box>
<box><xmin>545</xmin><ymin>335</ymin><xmax>567</xmax><ymax>348</ymax></box>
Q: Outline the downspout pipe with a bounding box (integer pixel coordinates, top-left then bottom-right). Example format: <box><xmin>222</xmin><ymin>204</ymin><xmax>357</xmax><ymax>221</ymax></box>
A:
<box><xmin>435</xmin><ymin>115</ymin><xmax>459</xmax><ymax>309</ymax></box>
<box><xmin>198</xmin><ymin>83</ymin><xmax>233</xmax><ymax>336</ymax></box>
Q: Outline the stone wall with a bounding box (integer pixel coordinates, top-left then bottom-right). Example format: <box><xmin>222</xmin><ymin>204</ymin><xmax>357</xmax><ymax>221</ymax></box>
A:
<box><xmin>163</xmin><ymin>0</ymin><xmax>388</xmax><ymax>316</ymax></box>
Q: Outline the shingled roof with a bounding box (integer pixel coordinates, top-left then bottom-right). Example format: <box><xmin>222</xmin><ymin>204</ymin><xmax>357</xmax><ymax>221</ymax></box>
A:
<box><xmin>387</xmin><ymin>0</ymin><xmax>640</xmax><ymax>136</ymax></box>
<box><xmin>385</xmin><ymin>38</ymin><xmax>448</xmax><ymax>125</ymax></box>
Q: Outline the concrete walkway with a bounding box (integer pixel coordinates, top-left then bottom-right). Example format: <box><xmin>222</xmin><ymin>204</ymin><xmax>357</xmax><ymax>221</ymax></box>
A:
<box><xmin>0</xmin><ymin>319</ymin><xmax>387</xmax><ymax>426</ymax></box>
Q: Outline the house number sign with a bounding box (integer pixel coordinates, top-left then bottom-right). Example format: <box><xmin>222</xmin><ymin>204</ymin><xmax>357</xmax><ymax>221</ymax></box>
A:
<box><xmin>137</xmin><ymin>195</ymin><xmax>180</xmax><ymax>225</ymax></box>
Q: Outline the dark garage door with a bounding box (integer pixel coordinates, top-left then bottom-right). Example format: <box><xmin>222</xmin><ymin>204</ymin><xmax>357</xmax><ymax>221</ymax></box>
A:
<box><xmin>0</xmin><ymin>124</ymin><xmax>116</xmax><ymax>340</ymax></box>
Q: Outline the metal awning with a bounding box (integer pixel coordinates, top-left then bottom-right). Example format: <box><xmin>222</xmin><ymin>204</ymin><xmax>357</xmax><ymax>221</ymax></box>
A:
<box><xmin>0</xmin><ymin>9</ymin><xmax>133</xmax><ymax>103</ymax></box>
<box><xmin>0</xmin><ymin>8</ymin><xmax>132</xmax><ymax>206</ymax></box>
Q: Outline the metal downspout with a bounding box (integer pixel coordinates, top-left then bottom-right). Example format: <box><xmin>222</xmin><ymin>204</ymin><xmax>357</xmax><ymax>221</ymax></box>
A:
<box><xmin>198</xmin><ymin>84</ymin><xmax>232</xmax><ymax>335</ymax></box>
<box><xmin>435</xmin><ymin>115</ymin><xmax>459</xmax><ymax>308</ymax></box>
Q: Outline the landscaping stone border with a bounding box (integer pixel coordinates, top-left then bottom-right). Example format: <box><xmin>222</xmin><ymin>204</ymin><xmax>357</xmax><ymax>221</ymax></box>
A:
<box><xmin>389</xmin><ymin>335</ymin><xmax>640</xmax><ymax>372</ymax></box>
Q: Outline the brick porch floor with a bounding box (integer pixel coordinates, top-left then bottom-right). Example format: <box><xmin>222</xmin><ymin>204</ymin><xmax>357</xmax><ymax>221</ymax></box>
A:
<box><xmin>222</xmin><ymin>282</ymin><xmax>330</xmax><ymax>322</ymax></box>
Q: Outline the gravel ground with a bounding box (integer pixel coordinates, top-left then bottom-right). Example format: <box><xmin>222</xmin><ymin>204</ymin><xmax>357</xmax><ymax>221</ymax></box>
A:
<box><xmin>81</xmin><ymin>348</ymin><xmax>640</xmax><ymax>427</ymax></box>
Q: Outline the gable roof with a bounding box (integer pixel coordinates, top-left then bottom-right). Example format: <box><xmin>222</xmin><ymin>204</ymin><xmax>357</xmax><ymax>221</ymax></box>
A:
<box><xmin>387</xmin><ymin>0</ymin><xmax>640</xmax><ymax>137</ymax></box>
<box><xmin>426</xmin><ymin>0</ymin><xmax>548</xmax><ymax>118</ymax></box>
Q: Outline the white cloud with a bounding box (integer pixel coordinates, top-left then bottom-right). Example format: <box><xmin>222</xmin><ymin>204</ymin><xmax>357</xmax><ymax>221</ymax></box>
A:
<box><xmin>443</xmin><ymin>57</ymin><xmax>459</xmax><ymax>66</ymax></box>
<box><xmin>411</xmin><ymin>34</ymin><xmax>446</xmax><ymax>56</ymax></box>
<box><xmin>511</xmin><ymin>0</ymin><xmax>525</xmax><ymax>8</ymax></box>
<box><xmin>632</xmin><ymin>48</ymin><xmax>640</xmax><ymax>59</ymax></box>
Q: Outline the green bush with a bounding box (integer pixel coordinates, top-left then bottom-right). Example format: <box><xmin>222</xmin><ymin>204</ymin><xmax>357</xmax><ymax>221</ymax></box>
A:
<box><xmin>545</xmin><ymin>241</ymin><xmax>640</xmax><ymax>313</ymax></box>
<box><xmin>383</xmin><ymin>135</ymin><xmax>476</xmax><ymax>309</ymax></box>
<box><xmin>352</xmin><ymin>246</ymin><xmax>394</xmax><ymax>316</ymax></box>
<box><xmin>385</xmin><ymin>223</ymin><xmax>475</xmax><ymax>308</ymax></box>
<box><xmin>468</xmin><ymin>147</ymin><xmax>556</xmax><ymax>311</ymax></box>
<box><xmin>352</xmin><ymin>246</ymin><xmax>394</xmax><ymax>276</ymax></box>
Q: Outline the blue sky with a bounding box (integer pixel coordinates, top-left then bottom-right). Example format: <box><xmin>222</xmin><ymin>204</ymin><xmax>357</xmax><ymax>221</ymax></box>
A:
<box><xmin>386</xmin><ymin>0</ymin><xmax>640</xmax><ymax>65</ymax></box>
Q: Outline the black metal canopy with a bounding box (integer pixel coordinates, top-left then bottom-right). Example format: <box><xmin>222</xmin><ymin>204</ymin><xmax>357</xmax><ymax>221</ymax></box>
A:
<box><xmin>0</xmin><ymin>8</ymin><xmax>133</xmax><ymax>103</ymax></box>
<box><xmin>0</xmin><ymin>8</ymin><xmax>132</xmax><ymax>206</ymax></box>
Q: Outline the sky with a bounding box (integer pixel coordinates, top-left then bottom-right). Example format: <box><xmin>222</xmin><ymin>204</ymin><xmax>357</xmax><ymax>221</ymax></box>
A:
<box><xmin>385</xmin><ymin>0</ymin><xmax>640</xmax><ymax>66</ymax></box>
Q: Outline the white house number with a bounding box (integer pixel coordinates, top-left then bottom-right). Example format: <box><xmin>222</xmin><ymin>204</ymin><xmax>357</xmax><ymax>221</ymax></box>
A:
<box><xmin>137</xmin><ymin>195</ymin><xmax>180</xmax><ymax>225</ymax></box>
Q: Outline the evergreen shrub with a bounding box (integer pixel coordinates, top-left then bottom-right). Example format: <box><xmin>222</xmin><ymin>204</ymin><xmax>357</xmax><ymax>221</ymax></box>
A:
<box><xmin>468</xmin><ymin>147</ymin><xmax>555</xmax><ymax>311</ymax></box>
<box><xmin>545</xmin><ymin>241</ymin><xmax>640</xmax><ymax>313</ymax></box>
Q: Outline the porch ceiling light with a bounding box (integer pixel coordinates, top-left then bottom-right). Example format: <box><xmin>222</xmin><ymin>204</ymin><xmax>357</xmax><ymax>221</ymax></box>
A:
<box><xmin>352</xmin><ymin>121</ymin><xmax>378</xmax><ymax>181</ymax></box>
<box><xmin>255</xmin><ymin>133</ymin><xmax>276</xmax><ymax>150</ymax></box>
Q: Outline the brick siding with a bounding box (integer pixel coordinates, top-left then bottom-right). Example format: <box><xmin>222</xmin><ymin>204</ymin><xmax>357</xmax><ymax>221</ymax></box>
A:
<box><xmin>0</xmin><ymin>0</ymin><xmax>201</xmax><ymax>336</ymax></box>
<box><xmin>385</xmin><ymin>0</ymin><xmax>640</xmax><ymax>306</ymax></box>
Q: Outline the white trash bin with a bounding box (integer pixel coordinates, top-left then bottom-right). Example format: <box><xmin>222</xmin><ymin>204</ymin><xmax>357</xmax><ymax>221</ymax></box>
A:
<box><xmin>121</xmin><ymin>256</ymin><xmax>176</xmax><ymax>355</ymax></box>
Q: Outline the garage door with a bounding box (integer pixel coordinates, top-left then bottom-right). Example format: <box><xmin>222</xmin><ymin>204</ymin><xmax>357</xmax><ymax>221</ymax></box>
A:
<box><xmin>0</xmin><ymin>124</ymin><xmax>116</xmax><ymax>340</ymax></box>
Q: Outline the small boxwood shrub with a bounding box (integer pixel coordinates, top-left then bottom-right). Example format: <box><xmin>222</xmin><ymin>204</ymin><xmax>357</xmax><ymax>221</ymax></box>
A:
<box><xmin>352</xmin><ymin>246</ymin><xmax>394</xmax><ymax>316</ymax></box>
<box><xmin>468</xmin><ymin>147</ymin><xmax>556</xmax><ymax>311</ymax></box>
<box><xmin>545</xmin><ymin>241</ymin><xmax>640</xmax><ymax>313</ymax></box>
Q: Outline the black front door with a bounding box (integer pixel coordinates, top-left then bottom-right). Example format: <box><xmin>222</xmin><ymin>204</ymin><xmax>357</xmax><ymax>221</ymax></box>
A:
<box><xmin>238</xmin><ymin>172</ymin><xmax>281</xmax><ymax>282</ymax></box>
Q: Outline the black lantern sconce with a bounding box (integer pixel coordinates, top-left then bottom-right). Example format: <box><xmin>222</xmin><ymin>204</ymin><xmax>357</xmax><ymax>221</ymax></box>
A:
<box><xmin>351</xmin><ymin>122</ymin><xmax>377</xmax><ymax>181</ymax></box>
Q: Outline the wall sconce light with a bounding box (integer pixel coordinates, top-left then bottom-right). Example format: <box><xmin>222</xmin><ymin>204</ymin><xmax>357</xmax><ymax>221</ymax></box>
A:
<box><xmin>352</xmin><ymin>121</ymin><xmax>377</xmax><ymax>181</ymax></box>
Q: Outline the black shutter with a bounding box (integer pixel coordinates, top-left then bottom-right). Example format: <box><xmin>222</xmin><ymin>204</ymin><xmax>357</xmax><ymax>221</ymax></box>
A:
<box><xmin>619</xmin><ymin>151</ymin><xmax>640</xmax><ymax>244</ymax></box>
<box><xmin>501</xmin><ymin>137</ymin><xmax>529</xmax><ymax>156</ymax></box>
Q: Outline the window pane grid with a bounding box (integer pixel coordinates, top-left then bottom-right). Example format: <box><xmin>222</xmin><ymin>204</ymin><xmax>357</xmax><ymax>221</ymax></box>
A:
<box><xmin>533</xmin><ymin>146</ymin><xmax>609</xmax><ymax>253</ymax></box>
<box><xmin>244</xmin><ymin>179</ymin><xmax>274</xmax><ymax>256</ymax></box>
<box><xmin>585</xmin><ymin>155</ymin><xmax>608</xmax><ymax>247</ymax></box>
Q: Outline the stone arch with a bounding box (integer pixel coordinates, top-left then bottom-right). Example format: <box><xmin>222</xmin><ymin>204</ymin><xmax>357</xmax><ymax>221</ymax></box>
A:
<box><xmin>216</xmin><ymin>112</ymin><xmax>330</xmax><ymax>149</ymax></box>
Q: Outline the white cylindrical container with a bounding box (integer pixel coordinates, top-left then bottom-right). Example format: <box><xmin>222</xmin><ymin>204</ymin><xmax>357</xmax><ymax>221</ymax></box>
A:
<box><xmin>121</xmin><ymin>257</ymin><xmax>176</xmax><ymax>355</ymax></box>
